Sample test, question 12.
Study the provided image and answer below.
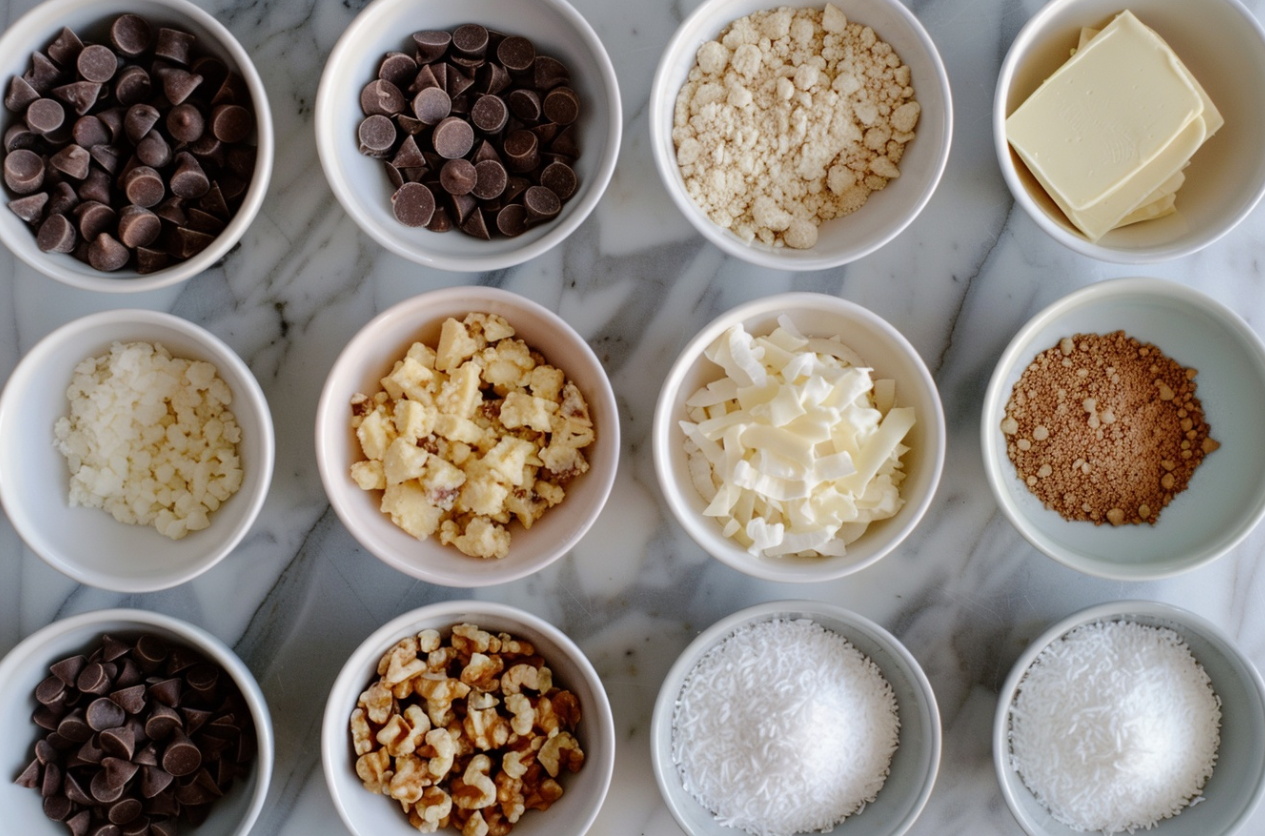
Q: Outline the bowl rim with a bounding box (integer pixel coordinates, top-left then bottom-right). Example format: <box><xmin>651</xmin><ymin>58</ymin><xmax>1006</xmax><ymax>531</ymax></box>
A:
<box><xmin>652</xmin><ymin>291</ymin><xmax>946</xmax><ymax>581</ymax></box>
<box><xmin>0</xmin><ymin>607</ymin><xmax>275</xmax><ymax>836</ymax></box>
<box><xmin>979</xmin><ymin>276</ymin><xmax>1265</xmax><ymax>580</ymax></box>
<box><xmin>0</xmin><ymin>308</ymin><xmax>276</xmax><ymax>591</ymax></box>
<box><xmin>312</xmin><ymin>0</ymin><xmax>623</xmax><ymax>273</ymax></box>
<box><xmin>991</xmin><ymin>599</ymin><xmax>1265</xmax><ymax>836</ymax></box>
<box><xmin>313</xmin><ymin>285</ymin><xmax>620</xmax><ymax>587</ymax></box>
<box><xmin>992</xmin><ymin>0</ymin><xmax>1265</xmax><ymax>264</ymax></box>
<box><xmin>319</xmin><ymin>599</ymin><xmax>616</xmax><ymax>836</ymax></box>
<box><xmin>649</xmin><ymin>598</ymin><xmax>942</xmax><ymax>836</ymax></box>
<box><xmin>0</xmin><ymin>0</ymin><xmax>276</xmax><ymax>292</ymax></box>
<box><xmin>648</xmin><ymin>0</ymin><xmax>953</xmax><ymax>271</ymax></box>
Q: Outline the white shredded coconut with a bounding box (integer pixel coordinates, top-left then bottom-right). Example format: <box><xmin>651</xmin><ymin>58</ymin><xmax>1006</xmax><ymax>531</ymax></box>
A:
<box><xmin>671</xmin><ymin>618</ymin><xmax>900</xmax><ymax>836</ymax></box>
<box><xmin>53</xmin><ymin>341</ymin><xmax>245</xmax><ymax>541</ymax></box>
<box><xmin>1008</xmin><ymin>620</ymin><xmax>1222</xmax><ymax>834</ymax></box>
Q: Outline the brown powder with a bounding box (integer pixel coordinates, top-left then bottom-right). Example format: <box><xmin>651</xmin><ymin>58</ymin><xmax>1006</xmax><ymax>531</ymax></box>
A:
<box><xmin>1001</xmin><ymin>331</ymin><xmax>1219</xmax><ymax>525</ymax></box>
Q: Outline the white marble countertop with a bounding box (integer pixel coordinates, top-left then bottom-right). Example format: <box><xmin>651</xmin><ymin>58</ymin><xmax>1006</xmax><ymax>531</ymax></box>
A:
<box><xmin>4</xmin><ymin>0</ymin><xmax>1265</xmax><ymax>833</ymax></box>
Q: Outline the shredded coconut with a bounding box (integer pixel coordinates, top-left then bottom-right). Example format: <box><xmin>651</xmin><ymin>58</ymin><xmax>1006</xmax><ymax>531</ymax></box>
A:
<box><xmin>53</xmin><ymin>341</ymin><xmax>244</xmax><ymax>540</ymax></box>
<box><xmin>1008</xmin><ymin>620</ymin><xmax>1221</xmax><ymax>834</ymax></box>
<box><xmin>671</xmin><ymin>618</ymin><xmax>900</xmax><ymax>836</ymax></box>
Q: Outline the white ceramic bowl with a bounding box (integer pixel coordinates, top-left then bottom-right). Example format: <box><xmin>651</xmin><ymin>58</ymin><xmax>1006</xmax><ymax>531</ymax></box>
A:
<box><xmin>994</xmin><ymin>600</ymin><xmax>1265</xmax><ymax>836</ymax></box>
<box><xmin>652</xmin><ymin>292</ymin><xmax>945</xmax><ymax>582</ymax></box>
<box><xmin>314</xmin><ymin>0</ymin><xmax>621</xmax><ymax>272</ymax></box>
<box><xmin>980</xmin><ymin>278</ymin><xmax>1265</xmax><ymax>580</ymax></box>
<box><xmin>994</xmin><ymin>0</ymin><xmax>1265</xmax><ymax>263</ymax></box>
<box><xmin>322</xmin><ymin>600</ymin><xmax>615</xmax><ymax>836</ymax></box>
<box><xmin>314</xmin><ymin>286</ymin><xmax>619</xmax><ymax>587</ymax></box>
<box><xmin>649</xmin><ymin>0</ymin><xmax>952</xmax><ymax>270</ymax></box>
<box><xmin>0</xmin><ymin>608</ymin><xmax>275</xmax><ymax>836</ymax></box>
<box><xmin>0</xmin><ymin>0</ymin><xmax>275</xmax><ymax>292</ymax></box>
<box><xmin>651</xmin><ymin>599</ymin><xmax>941</xmax><ymax>836</ymax></box>
<box><xmin>0</xmin><ymin>309</ymin><xmax>275</xmax><ymax>591</ymax></box>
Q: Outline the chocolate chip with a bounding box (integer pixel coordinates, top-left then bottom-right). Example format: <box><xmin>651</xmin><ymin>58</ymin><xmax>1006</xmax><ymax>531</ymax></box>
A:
<box><xmin>452</xmin><ymin>24</ymin><xmax>489</xmax><ymax>59</ymax></box>
<box><xmin>542</xmin><ymin>86</ymin><xmax>580</xmax><ymax>125</ymax></box>
<box><xmin>551</xmin><ymin>124</ymin><xmax>579</xmax><ymax>158</ymax></box>
<box><xmin>161</xmin><ymin>730</ymin><xmax>201</xmax><ymax>777</ymax></box>
<box><xmin>210</xmin><ymin>103</ymin><xmax>252</xmax><ymax>143</ymax></box>
<box><xmin>135</xmin><ymin>131</ymin><xmax>172</xmax><ymax>167</ymax></box>
<box><xmin>184</xmin><ymin>663</ymin><xmax>220</xmax><ymax>700</ymax></box>
<box><xmin>426</xmin><ymin>204</ymin><xmax>452</xmax><ymax>232</ymax></box>
<box><xmin>439</xmin><ymin>158</ymin><xmax>477</xmax><ymax>195</ymax></box>
<box><xmin>146</xmin><ymin>678</ymin><xmax>181</xmax><ymax>708</ymax></box>
<box><xmin>47</xmin><ymin>27</ymin><xmax>85</xmax><ymax>67</ymax></box>
<box><xmin>476</xmin><ymin>62</ymin><xmax>511</xmax><ymax>97</ymax></box>
<box><xmin>173</xmin><ymin>226</ymin><xmax>215</xmax><ymax>258</ymax></box>
<box><xmin>112</xmin><ymin>66</ymin><xmax>152</xmax><ymax>107</ymax></box>
<box><xmin>534</xmin><ymin>55</ymin><xmax>570</xmax><ymax>90</ymax></box>
<box><xmin>506</xmin><ymin>88</ymin><xmax>541</xmax><ymax>122</ymax></box>
<box><xmin>358</xmin><ymin>114</ymin><xmax>396</xmax><ymax>157</ymax></box>
<box><xmin>540</xmin><ymin>160</ymin><xmax>578</xmax><ymax>200</ymax></box>
<box><xmin>122</xmin><ymin>165</ymin><xmax>164</xmax><ymax>207</ymax></box>
<box><xmin>413</xmin><ymin>30</ymin><xmax>452</xmax><ymax>64</ymax></box>
<box><xmin>379</xmin><ymin>52</ymin><xmax>417</xmax><ymax>87</ymax></box>
<box><xmin>75</xmin><ymin>736</ymin><xmax>105</xmax><ymax>766</ymax></box>
<box><xmin>180</xmin><ymin>706</ymin><xmax>213</xmax><ymax>735</ymax></box>
<box><xmin>158</xmin><ymin>67</ymin><xmax>202</xmax><ymax>105</ymax></box>
<box><xmin>4</xmin><ymin>148</ymin><xmax>45</xmax><ymax>194</ymax></box>
<box><xmin>5</xmin><ymin>75</ymin><xmax>41</xmax><ymax>112</ymax></box>
<box><xmin>88</xmin><ymin>233</ymin><xmax>130</xmax><ymax>271</ymax></box>
<box><xmin>411</xmin><ymin>86</ymin><xmax>451</xmax><ymax>126</ymax></box>
<box><xmin>169</xmin><ymin>152</ymin><xmax>209</xmax><ymax>199</ymax></box>
<box><xmin>43</xmin><ymin>794</ymin><xmax>73</xmax><ymax>822</ymax></box>
<box><xmin>75</xmin><ymin>200</ymin><xmax>116</xmax><ymax>239</ymax></box>
<box><xmin>432</xmin><ymin>115</ymin><xmax>474</xmax><ymax>159</ymax></box>
<box><xmin>108</xmin><ymin>797</ymin><xmax>143</xmax><ymax>825</ymax></box>
<box><xmin>165</xmin><ymin>103</ymin><xmax>204</xmax><ymax>143</ymax></box>
<box><xmin>25</xmin><ymin>98</ymin><xmax>66</xmax><ymax>135</ymax></box>
<box><xmin>361</xmin><ymin>79</ymin><xmax>406</xmax><ymax>117</ymax></box>
<box><xmin>117</xmin><ymin>205</ymin><xmax>163</xmax><ymax>248</ymax></box>
<box><xmin>36</xmin><ymin>213</ymin><xmax>77</xmax><ymax>252</ymax></box>
<box><xmin>5</xmin><ymin>123</ymin><xmax>39</xmax><ymax>151</ymax></box>
<box><xmin>8</xmin><ymin>191</ymin><xmax>48</xmax><ymax>223</ymax></box>
<box><xmin>133</xmin><ymin>635</ymin><xmax>168</xmax><ymax>671</ymax></box>
<box><xmin>154</xmin><ymin>28</ymin><xmax>196</xmax><ymax>65</ymax></box>
<box><xmin>185</xmin><ymin>207</ymin><xmax>225</xmax><ymax>235</ymax></box>
<box><xmin>90</xmin><ymin>763</ymin><xmax>128</xmax><ymax>803</ymax></box>
<box><xmin>99</xmin><ymin>725</ymin><xmax>137</xmax><ymax>761</ymax></box>
<box><xmin>53</xmin><ymin>81</ymin><xmax>101</xmax><ymax>116</ymax></box>
<box><xmin>50</xmin><ymin>144</ymin><xmax>90</xmax><ymax>179</ymax></box>
<box><xmin>136</xmin><ymin>247</ymin><xmax>169</xmax><ymax>274</ymax></box>
<box><xmin>77</xmin><ymin>168</ymin><xmax>110</xmax><ymax>204</ymax></box>
<box><xmin>471</xmin><ymin>158</ymin><xmax>507</xmax><ymax>201</ymax></box>
<box><xmin>35</xmin><ymin>675</ymin><xmax>67</xmax><ymax>706</ymax></box>
<box><xmin>66</xmin><ymin>810</ymin><xmax>92</xmax><ymax>836</ymax></box>
<box><xmin>446</xmin><ymin>66</ymin><xmax>475</xmax><ymax>99</ymax></box>
<box><xmin>123</xmin><ymin>103</ymin><xmax>160</xmax><ymax>144</ymax></box>
<box><xmin>86</xmin><ymin>696</ymin><xmax>127</xmax><ymax>731</ymax></box>
<box><xmin>110</xmin><ymin>15</ymin><xmax>153</xmax><ymax>57</ymax></box>
<box><xmin>25</xmin><ymin>53</ymin><xmax>64</xmax><ymax>94</ymax></box>
<box><xmin>391</xmin><ymin>182</ymin><xmax>435</xmax><ymax>227</ymax></box>
<box><xmin>15</xmin><ymin>758</ymin><xmax>40</xmax><ymax>788</ymax></box>
<box><xmin>502</xmin><ymin>129</ymin><xmax>538</xmax><ymax>173</ymax></box>
<box><xmin>77</xmin><ymin>45</ymin><xmax>118</xmax><ymax>84</ymax></box>
<box><xmin>460</xmin><ymin>206</ymin><xmax>490</xmax><ymax>239</ymax></box>
<box><xmin>523</xmin><ymin>185</ymin><xmax>561</xmax><ymax>224</ymax></box>
<box><xmin>470</xmin><ymin>94</ymin><xmax>508</xmax><ymax>134</ymax></box>
<box><xmin>497</xmin><ymin>36</ymin><xmax>536</xmax><ymax>74</ymax></box>
<box><xmin>71</xmin><ymin>115</ymin><xmax>109</xmax><ymax>148</ymax></box>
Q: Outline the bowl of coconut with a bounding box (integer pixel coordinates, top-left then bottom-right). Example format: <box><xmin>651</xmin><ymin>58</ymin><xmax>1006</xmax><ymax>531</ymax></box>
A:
<box><xmin>651</xmin><ymin>599</ymin><xmax>941</xmax><ymax>836</ymax></box>
<box><xmin>994</xmin><ymin>600</ymin><xmax>1265</xmax><ymax>836</ymax></box>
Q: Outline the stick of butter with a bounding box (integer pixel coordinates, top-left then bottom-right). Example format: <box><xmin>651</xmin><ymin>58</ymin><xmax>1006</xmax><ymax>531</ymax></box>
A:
<box><xmin>1006</xmin><ymin>10</ymin><xmax>1221</xmax><ymax>241</ymax></box>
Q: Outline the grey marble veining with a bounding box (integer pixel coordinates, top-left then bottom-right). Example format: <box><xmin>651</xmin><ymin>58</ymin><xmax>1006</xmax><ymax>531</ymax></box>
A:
<box><xmin>5</xmin><ymin>0</ymin><xmax>1265</xmax><ymax>833</ymax></box>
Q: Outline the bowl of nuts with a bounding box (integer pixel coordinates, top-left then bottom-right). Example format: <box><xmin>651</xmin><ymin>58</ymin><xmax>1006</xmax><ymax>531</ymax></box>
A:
<box><xmin>314</xmin><ymin>286</ymin><xmax>619</xmax><ymax>587</ymax></box>
<box><xmin>650</xmin><ymin>0</ymin><xmax>952</xmax><ymax>270</ymax></box>
<box><xmin>653</xmin><ymin>292</ymin><xmax>945</xmax><ymax>582</ymax></box>
<box><xmin>0</xmin><ymin>0</ymin><xmax>274</xmax><ymax>291</ymax></box>
<box><xmin>0</xmin><ymin>308</ymin><xmax>276</xmax><ymax>592</ymax></box>
<box><xmin>321</xmin><ymin>600</ymin><xmax>615</xmax><ymax>836</ymax></box>
<box><xmin>0</xmin><ymin>607</ymin><xmax>274</xmax><ymax>836</ymax></box>
<box><xmin>314</xmin><ymin>0</ymin><xmax>622</xmax><ymax>272</ymax></box>
<box><xmin>981</xmin><ymin>277</ymin><xmax>1265</xmax><ymax>579</ymax></box>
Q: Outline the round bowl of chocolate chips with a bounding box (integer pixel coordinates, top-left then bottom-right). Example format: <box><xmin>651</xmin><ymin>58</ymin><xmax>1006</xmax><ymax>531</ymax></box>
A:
<box><xmin>0</xmin><ymin>0</ymin><xmax>274</xmax><ymax>292</ymax></box>
<box><xmin>0</xmin><ymin>607</ymin><xmax>274</xmax><ymax>836</ymax></box>
<box><xmin>314</xmin><ymin>0</ymin><xmax>622</xmax><ymax>272</ymax></box>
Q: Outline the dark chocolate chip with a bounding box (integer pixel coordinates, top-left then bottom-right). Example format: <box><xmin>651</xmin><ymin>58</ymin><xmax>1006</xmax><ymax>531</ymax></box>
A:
<box><xmin>540</xmin><ymin>160</ymin><xmax>577</xmax><ymax>200</ymax></box>
<box><xmin>5</xmin><ymin>123</ymin><xmax>39</xmax><ymax>151</ymax></box>
<box><xmin>88</xmin><ymin>233</ymin><xmax>130</xmax><ymax>271</ymax></box>
<box><xmin>40</xmin><ymin>759</ymin><xmax>61</xmax><ymax>797</ymax></box>
<box><xmin>542</xmin><ymin>86</ymin><xmax>580</xmax><ymax>125</ymax></box>
<box><xmin>391</xmin><ymin>134</ymin><xmax>426</xmax><ymax>169</ymax></box>
<box><xmin>506</xmin><ymin>88</ymin><xmax>541</xmax><ymax>122</ymax></box>
<box><xmin>90</xmin><ymin>764</ymin><xmax>128</xmax><ymax>803</ymax></box>
<box><xmin>551</xmin><ymin>124</ymin><xmax>579</xmax><ymax>157</ymax></box>
<box><xmin>77</xmin><ymin>168</ymin><xmax>110</xmax><ymax>204</ymax></box>
<box><xmin>64</xmin><ymin>771</ymin><xmax>95</xmax><ymax>806</ymax></box>
<box><xmin>159</xmin><ymin>67</ymin><xmax>202</xmax><ymax>105</ymax></box>
<box><xmin>52</xmin><ymin>81</ymin><xmax>101</xmax><ymax>116</ymax></box>
<box><xmin>114</xmin><ymin>657</ymin><xmax>143</xmax><ymax>689</ymax></box>
<box><xmin>135</xmin><ymin>131</ymin><xmax>172</xmax><ymax>168</ymax></box>
<box><xmin>360</xmin><ymin>80</ymin><xmax>406</xmax><ymax>117</ymax></box>
<box><xmin>160</xmin><ymin>730</ymin><xmax>201</xmax><ymax>777</ymax></box>
<box><xmin>470</xmin><ymin>94</ymin><xmax>508</xmax><ymax>134</ymax></box>
<box><xmin>72</xmin><ymin>115</ymin><xmax>110</xmax><ymax>148</ymax></box>
<box><xmin>47</xmin><ymin>27</ymin><xmax>86</xmax><ymax>67</ymax></box>
<box><xmin>166</xmin><ymin>103</ymin><xmax>204</xmax><ymax>143</ymax></box>
<box><xmin>391</xmin><ymin>182</ymin><xmax>435</xmax><ymax>227</ymax></box>
<box><xmin>8</xmin><ymin>191</ymin><xmax>48</xmax><ymax>223</ymax></box>
<box><xmin>108</xmin><ymin>797</ymin><xmax>143</xmax><ymax>825</ymax></box>
<box><xmin>133</xmin><ymin>742</ymin><xmax>160</xmax><ymax>767</ymax></box>
<box><xmin>497</xmin><ymin>36</ymin><xmax>536</xmax><ymax>74</ymax></box>
<box><xmin>459</xmin><ymin>207</ymin><xmax>490</xmax><ymax>239</ymax></box>
<box><xmin>36</xmin><ymin>213</ymin><xmax>77</xmax><ymax>253</ymax></box>
<box><xmin>5</xmin><ymin>75</ymin><xmax>41</xmax><ymax>112</ymax></box>
<box><xmin>124</xmin><ymin>103</ymin><xmax>160</xmax><ymax>144</ymax></box>
<box><xmin>14</xmin><ymin>759</ymin><xmax>40</xmax><ymax>788</ymax></box>
<box><xmin>99</xmin><ymin>724</ymin><xmax>137</xmax><ymax>760</ymax></box>
<box><xmin>432</xmin><ymin>116</ymin><xmax>474</xmax><ymax>159</ymax></box>
<box><xmin>113</xmin><ymin>66</ymin><xmax>153</xmax><ymax>107</ymax></box>
<box><xmin>439</xmin><ymin>158</ymin><xmax>476</xmax><ymax>195</ymax></box>
<box><xmin>173</xmin><ymin>226</ymin><xmax>215</xmax><ymax>258</ymax></box>
<box><xmin>210</xmin><ymin>103</ymin><xmax>252</xmax><ymax>143</ymax></box>
<box><xmin>412</xmin><ymin>30</ymin><xmax>452</xmax><ymax>64</ymax></box>
<box><xmin>75</xmin><ymin>736</ymin><xmax>105</xmax><ymax>766</ymax></box>
<box><xmin>534</xmin><ymin>55</ymin><xmax>570</xmax><ymax>90</ymax></box>
<box><xmin>379</xmin><ymin>52</ymin><xmax>417</xmax><ymax>87</ymax></box>
<box><xmin>169</xmin><ymin>152</ymin><xmax>210</xmax><ymax>199</ymax></box>
<box><xmin>426</xmin><ymin>204</ymin><xmax>452</xmax><ymax>232</ymax></box>
<box><xmin>357</xmin><ymin>114</ymin><xmax>396</xmax><ymax>158</ymax></box>
<box><xmin>154</xmin><ymin>28</ymin><xmax>196</xmax><ymax>65</ymax></box>
<box><xmin>25</xmin><ymin>53</ymin><xmax>64</xmax><ymax>94</ymax></box>
<box><xmin>472</xmin><ymin>159</ymin><xmax>507</xmax><ymax>201</ymax></box>
<box><xmin>184</xmin><ymin>207</ymin><xmax>224</xmax><ymax>235</ymax></box>
<box><xmin>192</xmin><ymin>55</ymin><xmax>229</xmax><ymax>93</ymax></box>
<box><xmin>110</xmin><ymin>14</ymin><xmax>153</xmax><ymax>57</ymax></box>
<box><xmin>136</xmin><ymin>247</ymin><xmax>169</xmax><ymax>274</ymax></box>
<box><xmin>411</xmin><ymin>86</ymin><xmax>451</xmax><ymax>126</ymax></box>
<box><xmin>87</xmin><ymin>696</ymin><xmax>127</xmax><ymax>731</ymax></box>
<box><xmin>66</xmin><ymin>810</ymin><xmax>92</xmax><ymax>836</ymax></box>
<box><xmin>26</xmin><ymin>98</ymin><xmax>66</xmax><ymax>135</ymax></box>
<box><xmin>133</xmin><ymin>635</ymin><xmax>169</xmax><ymax>671</ymax></box>
<box><xmin>122</xmin><ymin>166</ymin><xmax>165</xmax><ymax>207</ymax></box>
<box><xmin>502</xmin><ymin>129</ymin><xmax>538</xmax><ymax>173</ymax></box>
<box><xmin>140</xmin><ymin>766</ymin><xmax>173</xmax><ymax>798</ymax></box>
<box><xmin>475</xmin><ymin>62</ymin><xmax>510</xmax><ymax>96</ymax></box>
<box><xmin>77</xmin><ymin>45</ymin><xmax>118</xmax><ymax>84</ymax></box>
<box><xmin>523</xmin><ymin>185</ymin><xmax>561</xmax><ymax>224</ymax></box>
<box><xmin>446</xmin><ymin>65</ymin><xmax>474</xmax><ymax>99</ymax></box>
<box><xmin>43</xmin><ymin>794</ymin><xmax>73</xmax><ymax>822</ymax></box>
<box><xmin>451</xmin><ymin>24</ymin><xmax>489</xmax><ymax>58</ymax></box>
<box><xmin>74</xmin><ymin>200</ymin><xmax>116</xmax><ymax>240</ymax></box>
<box><xmin>35</xmin><ymin>674</ymin><xmax>67</xmax><ymax>706</ymax></box>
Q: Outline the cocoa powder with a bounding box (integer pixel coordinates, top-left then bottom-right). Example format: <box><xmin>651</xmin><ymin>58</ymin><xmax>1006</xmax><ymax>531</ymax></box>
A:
<box><xmin>1001</xmin><ymin>331</ymin><xmax>1219</xmax><ymax>526</ymax></box>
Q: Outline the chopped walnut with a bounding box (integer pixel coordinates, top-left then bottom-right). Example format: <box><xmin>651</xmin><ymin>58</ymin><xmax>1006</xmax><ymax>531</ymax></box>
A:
<box><xmin>348</xmin><ymin>623</ymin><xmax>586</xmax><ymax>835</ymax></box>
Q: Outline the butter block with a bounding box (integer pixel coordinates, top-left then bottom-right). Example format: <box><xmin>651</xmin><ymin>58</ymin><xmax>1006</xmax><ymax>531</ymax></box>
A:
<box><xmin>1007</xmin><ymin>10</ymin><xmax>1204</xmax><ymax>212</ymax></box>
